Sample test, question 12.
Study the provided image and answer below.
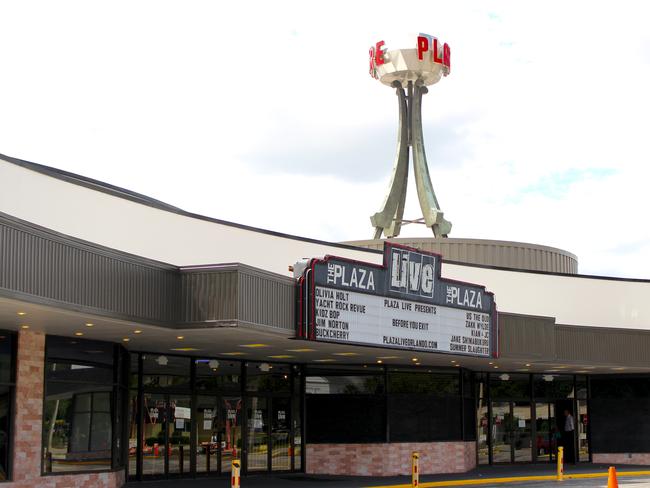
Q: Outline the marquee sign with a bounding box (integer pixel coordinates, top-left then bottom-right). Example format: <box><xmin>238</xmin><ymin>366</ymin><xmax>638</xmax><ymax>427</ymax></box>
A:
<box><xmin>297</xmin><ymin>243</ymin><xmax>497</xmax><ymax>358</ymax></box>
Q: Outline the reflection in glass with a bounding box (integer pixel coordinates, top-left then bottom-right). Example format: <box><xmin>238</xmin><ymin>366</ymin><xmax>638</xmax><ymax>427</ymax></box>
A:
<box><xmin>271</xmin><ymin>398</ymin><xmax>291</xmax><ymax>471</ymax></box>
<box><xmin>168</xmin><ymin>396</ymin><xmax>191</xmax><ymax>475</ymax></box>
<box><xmin>221</xmin><ymin>397</ymin><xmax>242</xmax><ymax>474</ymax></box>
<box><xmin>578</xmin><ymin>399</ymin><xmax>589</xmax><ymax>461</ymax></box>
<box><xmin>43</xmin><ymin>387</ymin><xmax>113</xmax><ymax>472</ymax></box>
<box><xmin>0</xmin><ymin>386</ymin><xmax>10</xmax><ymax>480</ymax></box>
<box><xmin>476</xmin><ymin>399</ymin><xmax>489</xmax><ymax>465</ymax></box>
<box><xmin>141</xmin><ymin>394</ymin><xmax>166</xmax><ymax>476</ymax></box>
<box><xmin>512</xmin><ymin>402</ymin><xmax>532</xmax><ymax>462</ymax></box>
<box><xmin>491</xmin><ymin>402</ymin><xmax>510</xmax><ymax>463</ymax></box>
<box><xmin>196</xmin><ymin>396</ymin><xmax>219</xmax><ymax>474</ymax></box>
<box><xmin>535</xmin><ymin>403</ymin><xmax>557</xmax><ymax>462</ymax></box>
<box><xmin>128</xmin><ymin>390</ymin><xmax>138</xmax><ymax>477</ymax></box>
<box><xmin>247</xmin><ymin>397</ymin><xmax>268</xmax><ymax>471</ymax></box>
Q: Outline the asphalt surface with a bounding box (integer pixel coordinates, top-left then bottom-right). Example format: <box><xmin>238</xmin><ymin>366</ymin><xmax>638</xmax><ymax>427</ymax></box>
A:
<box><xmin>124</xmin><ymin>464</ymin><xmax>650</xmax><ymax>487</ymax></box>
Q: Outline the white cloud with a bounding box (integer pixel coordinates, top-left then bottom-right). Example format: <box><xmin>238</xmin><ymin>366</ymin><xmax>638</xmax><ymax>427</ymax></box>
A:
<box><xmin>0</xmin><ymin>0</ymin><xmax>649</xmax><ymax>277</ymax></box>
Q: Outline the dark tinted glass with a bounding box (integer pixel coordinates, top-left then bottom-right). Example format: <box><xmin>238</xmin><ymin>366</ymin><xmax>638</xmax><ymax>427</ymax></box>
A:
<box><xmin>246</xmin><ymin>363</ymin><xmax>291</xmax><ymax>392</ymax></box>
<box><xmin>0</xmin><ymin>333</ymin><xmax>14</xmax><ymax>384</ymax></box>
<box><xmin>533</xmin><ymin>374</ymin><xmax>575</xmax><ymax>399</ymax></box>
<box><xmin>195</xmin><ymin>359</ymin><xmax>241</xmax><ymax>392</ymax></box>
<box><xmin>306</xmin><ymin>395</ymin><xmax>385</xmax><ymax>443</ymax></box>
<box><xmin>591</xmin><ymin>375</ymin><xmax>650</xmax><ymax>398</ymax></box>
<box><xmin>389</xmin><ymin>395</ymin><xmax>461</xmax><ymax>441</ymax></box>
<box><xmin>46</xmin><ymin>335</ymin><xmax>114</xmax><ymax>366</ymax></box>
<box><xmin>490</xmin><ymin>373</ymin><xmax>530</xmax><ymax>399</ymax></box>
<box><xmin>388</xmin><ymin>371</ymin><xmax>458</xmax><ymax>395</ymax></box>
<box><xmin>142</xmin><ymin>354</ymin><xmax>190</xmax><ymax>390</ymax></box>
<box><xmin>46</xmin><ymin>362</ymin><xmax>113</xmax><ymax>384</ymax></box>
<box><xmin>0</xmin><ymin>385</ymin><xmax>10</xmax><ymax>479</ymax></box>
<box><xmin>306</xmin><ymin>375</ymin><xmax>384</xmax><ymax>394</ymax></box>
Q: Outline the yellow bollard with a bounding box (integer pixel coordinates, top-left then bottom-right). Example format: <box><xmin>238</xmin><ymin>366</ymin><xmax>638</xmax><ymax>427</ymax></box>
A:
<box><xmin>412</xmin><ymin>451</ymin><xmax>419</xmax><ymax>487</ymax></box>
<box><xmin>231</xmin><ymin>459</ymin><xmax>241</xmax><ymax>488</ymax></box>
<box><xmin>557</xmin><ymin>446</ymin><xmax>564</xmax><ymax>481</ymax></box>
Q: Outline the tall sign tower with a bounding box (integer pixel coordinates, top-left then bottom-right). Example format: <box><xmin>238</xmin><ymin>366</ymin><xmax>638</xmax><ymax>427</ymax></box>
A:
<box><xmin>369</xmin><ymin>34</ymin><xmax>452</xmax><ymax>239</ymax></box>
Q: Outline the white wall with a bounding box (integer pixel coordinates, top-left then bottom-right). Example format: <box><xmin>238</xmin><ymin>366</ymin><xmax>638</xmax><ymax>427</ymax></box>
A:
<box><xmin>2</xmin><ymin>157</ymin><xmax>650</xmax><ymax>331</ymax></box>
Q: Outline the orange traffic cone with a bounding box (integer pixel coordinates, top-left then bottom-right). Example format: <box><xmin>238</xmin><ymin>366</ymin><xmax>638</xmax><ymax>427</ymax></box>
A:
<box><xmin>607</xmin><ymin>466</ymin><xmax>619</xmax><ymax>488</ymax></box>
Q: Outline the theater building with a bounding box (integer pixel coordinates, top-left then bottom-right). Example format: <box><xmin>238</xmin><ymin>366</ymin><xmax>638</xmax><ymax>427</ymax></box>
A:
<box><xmin>1</xmin><ymin>152</ymin><xmax>650</xmax><ymax>487</ymax></box>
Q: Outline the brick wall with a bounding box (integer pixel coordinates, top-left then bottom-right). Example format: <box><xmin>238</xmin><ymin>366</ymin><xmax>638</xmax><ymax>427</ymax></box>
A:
<box><xmin>306</xmin><ymin>441</ymin><xmax>476</xmax><ymax>476</ymax></box>
<box><xmin>592</xmin><ymin>453</ymin><xmax>650</xmax><ymax>465</ymax></box>
<box><xmin>6</xmin><ymin>330</ymin><xmax>125</xmax><ymax>488</ymax></box>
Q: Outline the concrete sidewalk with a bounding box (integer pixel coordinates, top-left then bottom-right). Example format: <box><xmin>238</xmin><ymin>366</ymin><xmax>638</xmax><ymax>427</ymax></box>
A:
<box><xmin>124</xmin><ymin>464</ymin><xmax>650</xmax><ymax>488</ymax></box>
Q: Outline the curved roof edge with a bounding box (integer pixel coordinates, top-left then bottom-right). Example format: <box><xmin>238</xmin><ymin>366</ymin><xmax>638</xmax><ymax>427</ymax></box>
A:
<box><xmin>0</xmin><ymin>152</ymin><xmax>382</xmax><ymax>255</ymax></box>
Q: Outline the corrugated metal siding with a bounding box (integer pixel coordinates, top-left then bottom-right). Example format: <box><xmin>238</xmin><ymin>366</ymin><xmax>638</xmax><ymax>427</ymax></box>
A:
<box><xmin>180</xmin><ymin>271</ymin><xmax>238</xmax><ymax>324</ymax></box>
<box><xmin>238</xmin><ymin>270</ymin><xmax>295</xmax><ymax>330</ymax></box>
<box><xmin>498</xmin><ymin>312</ymin><xmax>556</xmax><ymax>360</ymax></box>
<box><xmin>346</xmin><ymin>238</ymin><xmax>578</xmax><ymax>274</ymax></box>
<box><xmin>0</xmin><ymin>216</ymin><xmax>179</xmax><ymax>323</ymax></box>
<box><xmin>556</xmin><ymin>325</ymin><xmax>650</xmax><ymax>366</ymax></box>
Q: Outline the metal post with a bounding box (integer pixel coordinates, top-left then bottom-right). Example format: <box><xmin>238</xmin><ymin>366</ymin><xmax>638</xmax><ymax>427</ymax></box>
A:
<box><xmin>412</xmin><ymin>452</ymin><xmax>419</xmax><ymax>487</ymax></box>
<box><xmin>232</xmin><ymin>459</ymin><xmax>241</xmax><ymax>488</ymax></box>
<box><xmin>557</xmin><ymin>446</ymin><xmax>564</xmax><ymax>481</ymax></box>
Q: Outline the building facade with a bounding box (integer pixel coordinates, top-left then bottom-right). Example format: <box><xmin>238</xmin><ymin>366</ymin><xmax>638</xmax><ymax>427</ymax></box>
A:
<box><xmin>2</xmin><ymin>153</ymin><xmax>650</xmax><ymax>486</ymax></box>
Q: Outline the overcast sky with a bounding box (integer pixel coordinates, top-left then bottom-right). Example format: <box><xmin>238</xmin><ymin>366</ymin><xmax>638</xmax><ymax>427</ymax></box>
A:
<box><xmin>1</xmin><ymin>1</ymin><xmax>649</xmax><ymax>278</ymax></box>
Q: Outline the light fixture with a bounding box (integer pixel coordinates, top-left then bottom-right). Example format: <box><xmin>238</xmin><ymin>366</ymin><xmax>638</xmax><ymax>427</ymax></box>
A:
<box><xmin>74</xmin><ymin>332</ymin><xmax>84</xmax><ymax>336</ymax></box>
<box><xmin>525</xmin><ymin>363</ymin><xmax>531</xmax><ymax>367</ymax></box>
<box><xmin>493</xmin><ymin>366</ymin><xmax>499</xmax><ymax>369</ymax></box>
<box><xmin>543</xmin><ymin>374</ymin><xmax>554</xmax><ymax>382</ymax></box>
<box><xmin>208</xmin><ymin>359</ymin><xmax>220</xmax><ymax>370</ymax></box>
<box><xmin>269</xmin><ymin>355</ymin><xmax>295</xmax><ymax>359</ymax></box>
<box><xmin>20</xmin><ymin>325</ymin><xmax>29</xmax><ymax>329</ymax></box>
<box><xmin>451</xmin><ymin>360</ymin><xmax>457</xmax><ymax>363</ymax></box>
<box><xmin>85</xmin><ymin>323</ymin><xmax>94</xmax><ymax>327</ymax></box>
<box><xmin>411</xmin><ymin>358</ymin><xmax>418</xmax><ymax>362</ymax></box>
<box><xmin>455</xmin><ymin>364</ymin><xmax>460</xmax><ymax>367</ymax></box>
<box><xmin>499</xmin><ymin>373</ymin><xmax>510</xmax><ymax>381</ymax></box>
<box><xmin>170</xmin><ymin>347</ymin><xmax>200</xmax><ymax>352</ymax></box>
<box><xmin>221</xmin><ymin>352</ymin><xmax>246</xmax><ymax>356</ymax></box>
<box><xmin>156</xmin><ymin>355</ymin><xmax>168</xmax><ymax>366</ymax></box>
<box><xmin>314</xmin><ymin>359</ymin><xmax>336</xmax><ymax>363</ymax></box>
<box><xmin>259</xmin><ymin>363</ymin><xmax>271</xmax><ymax>372</ymax></box>
<box><xmin>488</xmin><ymin>362</ymin><xmax>494</xmax><ymax>365</ymax></box>
<box><xmin>17</xmin><ymin>312</ymin><xmax>26</xmax><ymax>316</ymax></box>
<box><xmin>332</xmin><ymin>352</ymin><xmax>360</xmax><ymax>356</ymax></box>
<box><xmin>287</xmin><ymin>348</ymin><xmax>316</xmax><ymax>352</ymax></box>
<box><xmin>377</xmin><ymin>356</ymin><xmax>399</xmax><ymax>359</ymax></box>
<box><xmin>134</xmin><ymin>330</ymin><xmax>142</xmax><ymax>334</ymax></box>
<box><xmin>122</xmin><ymin>337</ymin><xmax>130</xmax><ymax>342</ymax></box>
<box><xmin>240</xmin><ymin>343</ymin><xmax>269</xmax><ymax>348</ymax></box>
<box><xmin>176</xmin><ymin>336</ymin><xmax>184</xmax><ymax>340</ymax></box>
<box><xmin>376</xmin><ymin>360</ymin><xmax>383</xmax><ymax>364</ymax></box>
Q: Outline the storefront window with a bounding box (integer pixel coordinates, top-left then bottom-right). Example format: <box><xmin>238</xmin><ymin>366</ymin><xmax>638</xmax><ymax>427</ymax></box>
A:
<box><xmin>246</xmin><ymin>362</ymin><xmax>291</xmax><ymax>392</ymax></box>
<box><xmin>0</xmin><ymin>332</ymin><xmax>15</xmax><ymax>481</ymax></box>
<box><xmin>42</xmin><ymin>336</ymin><xmax>127</xmax><ymax>473</ymax></box>
<box><xmin>142</xmin><ymin>354</ymin><xmax>190</xmax><ymax>390</ymax></box>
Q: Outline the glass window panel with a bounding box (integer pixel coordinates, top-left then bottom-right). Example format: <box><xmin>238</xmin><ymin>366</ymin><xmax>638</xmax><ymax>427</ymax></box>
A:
<box><xmin>306</xmin><ymin>375</ymin><xmax>384</xmax><ymax>394</ymax></box>
<box><xmin>46</xmin><ymin>336</ymin><xmax>115</xmax><ymax>366</ymax></box>
<box><xmin>94</xmin><ymin>392</ymin><xmax>111</xmax><ymax>412</ymax></box>
<box><xmin>221</xmin><ymin>397</ymin><xmax>243</xmax><ymax>474</ymax></box>
<box><xmin>0</xmin><ymin>386</ymin><xmax>11</xmax><ymax>480</ymax></box>
<box><xmin>127</xmin><ymin>390</ymin><xmax>138</xmax><ymax>477</ymax></box>
<box><xmin>533</xmin><ymin>374</ymin><xmax>575</xmax><ymax>399</ymax></box>
<box><xmin>47</xmin><ymin>362</ymin><xmax>113</xmax><ymax>384</ymax></box>
<box><xmin>490</xmin><ymin>373</ymin><xmax>530</xmax><ymax>399</ymax></box>
<box><xmin>476</xmin><ymin>398</ymin><xmax>489</xmax><ymax>465</ymax></box>
<box><xmin>305</xmin><ymin>395</ymin><xmax>385</xmax><ymax>443</ymax></box>
<box><xmin>577</xmin><ymin>399</ymin><xmax>589</xmax><ymax>461</ymax></box>
<box><xmin>70</xmin><ymin>412</ymin><xmax>91</xmax><ymax>452</ymax></box>
<box><xmin>0</xmin><ymin>334</ymin><xmax>14</xmax><ymax>384</ymax></box>
<box><xmin>247</xmin><ymin>397</ymin><xmax>268</xmax><ymax>472</ymax></box>
<box><xmin>388</xmin><ymin>371</ymin><xmax>459</xmax><ymax>395</ymax></box>
<box><xmin>195</xmin><ymin>359</ymin><xmax>241</xmax><ymax>392</ymax></box>
<box><xmin>74</xmin><ymin>393</ymin><xmax>92</xmax><ymax>412</ymax></box>
<box><xmin>142</xmin><ymin>354</ymin><xmax>190</xmax><ymax>390</ymax></box>
<box><xmin>196</xmin><ymin>395</ymin><xmax>219</xmax><ymax>474</ymax></box>
<box><xmin>388</xmin><ymin>395</ymin><xmax>461</xmax><ymax>441</ymax></box>
<box><xmin>576</xmin><ymin>376</ymin><xmax>588</xmax><ymax>399</ymax></box>
<box><xmin>246</xmin><ymin>363</ymin><xmax>291</xmax><ymax>392</ymax></box>
<box><xmin>90</xmin><ymin>413</ymin><xmax>112</xmax><ymax>451</ymax></box>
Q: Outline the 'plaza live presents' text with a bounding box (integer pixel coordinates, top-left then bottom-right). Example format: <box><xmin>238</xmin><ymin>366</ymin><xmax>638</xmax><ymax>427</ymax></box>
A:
<box><xmin>313</xmin><ymin>287</ymin><xmax>490</xmax><ymax>356</ymax></box>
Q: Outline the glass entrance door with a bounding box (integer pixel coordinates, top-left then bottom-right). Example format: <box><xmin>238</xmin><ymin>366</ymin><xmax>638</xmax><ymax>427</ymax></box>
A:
<box><xmin>490</xmin><ymin>401</ymin><xmax>532</xmax><ymax>463</ymax></box>
<box><xmin>271</xmin><ymin>398</ymin><xmax>291</xmax><ymax>471</ymax></box>
<box><xmin>535</xmin><ymin>402</ymin><xmax>557</xmax><ymax>462</ymax></box>
<box><xmin>246</xmin><ymin>397</ymin><xmax>268</xmax><ymax>472</ymax></box>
